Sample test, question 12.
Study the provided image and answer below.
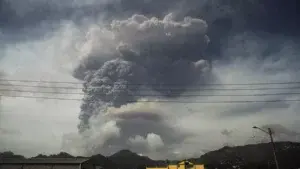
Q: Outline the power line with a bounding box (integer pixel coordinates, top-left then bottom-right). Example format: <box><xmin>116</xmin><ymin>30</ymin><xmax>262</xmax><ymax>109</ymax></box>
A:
<box><xmin>0</xmin><ymin>89</ymin><xmax>84</xmax><ymax>95</ymax></box>
<box><xmin>3</xmin><ymin>79</ymin><xmax>300</xmax><ymax>86</ymax></box>
<box><xmin>0</xmin><ymin>83</ymin><xmax>82</xmax><ymax>89</ymax></box>
<box><xmin>0</xmin><ymin>79</ymin><xmax>82</xmax><ymax>84</ymax></box>
<box><xmin>0</xmin><ymin>95</ymin><xmax>81</xmax><ymax>101</ymax></box>
<box><xmin>3</xmin><ymin>88</ymin><xmax>300</xmax><ymax>97</ymax></box>
<box><xmin>1</xmin><ymin>83</ymin><xmax>300</xmax><ymax>91</ymax></box>
<box><xmin>1</xmin><ymin>94</ymin><xmax>300</xmax><ymax>103</ymax></box>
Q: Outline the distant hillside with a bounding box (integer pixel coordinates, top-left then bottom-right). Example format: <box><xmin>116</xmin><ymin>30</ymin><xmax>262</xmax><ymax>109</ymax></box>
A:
<box><xmin>85</xmin><ymin>154</ymin><xmax>117</xmax><ymax>169</ymax></box>
<box><xmin>109</xmin><ymin>150</ymin><xmax>153</xmax><ymax>164</ymax></box>
<box><xmin>190</xmin><ymin>142</ymin><xmax>300</xmax><ymax>168</ymax></box>
<box><xmin>1</xmin><ymin>142</ymin><xmax>300</xmax><ymax>169</ymax></box>
<box><xmin>108</xmin><ymin>150</ymin><xmax>166</xmax><ymax>169</ymax></box>
<box><xmin>0</xmin><ymin>151</ymin><xmax>25</xmax><ymax>159</ymax></box>
<box><xmin>31</xmin><ymin>152</ymin><xmax>75</xmax><ymax>159</ymax></box>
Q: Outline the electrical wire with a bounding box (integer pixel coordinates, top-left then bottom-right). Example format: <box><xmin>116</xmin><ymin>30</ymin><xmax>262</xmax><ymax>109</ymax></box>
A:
<box><xmin>3</xmin><ymin>89</ymin><xmax>300</xmax><ymax>97</ymax></box>
<box><xmin>1</xmin><ymin>79</ymin><xmax>300</xmax><ymax>103</ymax></box>
<box><xmin>1</xmin><ymin>94</ymin><xmax>300</xmax><ymax>103</ymax></box>
<box><xmin>0</xmin><ymin>79</ymin><xmax>82</xmax><ymax>84</ymax></box>
<box><xmin>1</xmin><ymin>83</ymin><xmax>300</xmax><ymax>91</ymax></box>
<box><xmin>2</xmin><ymin>79</ymin><xmax>300</xmax><ymax>86</ymax></box>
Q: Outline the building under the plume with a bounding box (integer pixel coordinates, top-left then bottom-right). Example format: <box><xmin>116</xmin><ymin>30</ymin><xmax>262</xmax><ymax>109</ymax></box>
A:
<box><xmin>146</xmin><ymin>160</ymin><xmax>204</xmax><ymax>169</ymax></box>
<box><xmin>0</xmin><ymin>158</ymin><xmax>103</xmax><ymax>169</ymax></box>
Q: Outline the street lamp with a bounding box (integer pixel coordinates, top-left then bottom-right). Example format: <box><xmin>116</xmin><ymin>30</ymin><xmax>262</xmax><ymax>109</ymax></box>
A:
<box><xmin>252</xmin><ymin>126</ymin><xmax>279</xmax><ymax>169</ymax></box>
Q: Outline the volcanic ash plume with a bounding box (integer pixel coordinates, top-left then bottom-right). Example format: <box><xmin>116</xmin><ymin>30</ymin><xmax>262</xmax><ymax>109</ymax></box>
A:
<box><xmin>74</xmin><ymin>13</ymin><xmax>212</xmax><ymax>133</ymax></box>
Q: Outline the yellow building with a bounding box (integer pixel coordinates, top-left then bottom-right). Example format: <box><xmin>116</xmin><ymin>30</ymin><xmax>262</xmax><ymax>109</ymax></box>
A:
<box><xmin>146</xmin><ymin>160</ymin><xmax>204</xmax><ymax>169</ymax></box>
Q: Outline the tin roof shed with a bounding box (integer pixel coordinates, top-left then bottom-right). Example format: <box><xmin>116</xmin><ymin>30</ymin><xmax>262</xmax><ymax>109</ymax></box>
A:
<box><xmin>0</xmin><ymin>158</ymin><xmax>97</xmax><ymax>169</ymax></box>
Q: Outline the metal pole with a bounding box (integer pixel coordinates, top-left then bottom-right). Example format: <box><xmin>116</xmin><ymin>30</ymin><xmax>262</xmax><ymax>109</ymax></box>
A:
<box><xmin>268</xmin><ymin>128</ymin><xmax>280</xmax><ymax>169</ymax></box>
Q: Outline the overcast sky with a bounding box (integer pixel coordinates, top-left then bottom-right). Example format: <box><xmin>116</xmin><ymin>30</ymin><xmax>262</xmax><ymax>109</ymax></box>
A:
<box><xmin>0</xmin><ymin>0</ymin><xmax>300</xmax><ymax>160</ymax></box>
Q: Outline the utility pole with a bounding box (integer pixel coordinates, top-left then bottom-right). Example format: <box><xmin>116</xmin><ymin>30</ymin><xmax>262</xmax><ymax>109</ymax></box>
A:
<box><xmin>253</xmin><ymin>126</ymin><xmax>280</xmax><ymax>169</ymax></box>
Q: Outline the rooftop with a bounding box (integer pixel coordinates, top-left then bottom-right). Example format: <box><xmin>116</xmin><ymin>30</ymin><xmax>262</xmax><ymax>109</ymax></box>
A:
<box><xmin>0</xmin><ymin>158</ymin><xmax>89</xmax><ymax>164</ymax></box>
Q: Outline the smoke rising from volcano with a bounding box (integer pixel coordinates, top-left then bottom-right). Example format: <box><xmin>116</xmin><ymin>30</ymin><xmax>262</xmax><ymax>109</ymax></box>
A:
<box><xmin>74</xmin><ymin>13</ymin><xmax>212</xmax><ymax>133</ymax></box>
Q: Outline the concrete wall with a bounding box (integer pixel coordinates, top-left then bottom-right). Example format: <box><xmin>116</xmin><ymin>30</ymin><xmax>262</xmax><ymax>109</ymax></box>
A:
<box><xmin>194</xmin><ymin>165</ymin><xmax>205</xmax><ymax>169</ymax></box>
<box><xmin>169</xmin><ymin>165</ymin><xmax>177</xmax><ymax>169</ymax></box>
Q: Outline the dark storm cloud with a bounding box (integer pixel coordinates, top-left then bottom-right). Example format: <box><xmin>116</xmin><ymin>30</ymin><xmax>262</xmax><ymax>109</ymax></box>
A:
<box><xmin>1</xmin><ymin>0</ymin><xmax>115</xmax><ymax>28</ymax></box>
<box><xmin>2</xmin><ymin>0</ymin><xmax>298</xmax><ymax>54</ymax></box>
<box><xmin>0</xmin><ymin>0</ymin><xmax>119</xmax><ymax>43</ymax></box>
<box><xmin>106</xmin><ymin>0</ymin><xmax>300</xmax><ymax>57</ymax></box>
<box><xmin>0</xmin><ymin>0</ymin><xmax>201</xmax><ymax>37</ymax></box>
<box><xmin>2</xmin><ymin>0</ymin><xmax>299</xmax><ymax>38</ymax></box>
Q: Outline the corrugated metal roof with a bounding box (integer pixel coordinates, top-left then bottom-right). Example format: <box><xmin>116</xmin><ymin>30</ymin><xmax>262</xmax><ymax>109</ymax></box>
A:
<box><xmin>0</xmin><ymin>164</ymin><xmax>23</xmax><ymax>169</ymax></box>
<box><xmin>0</xmin><ymin>164</ymin><xmax>80</xmax><ymax>169</ymax></box>
<box><xmin>0</xmin><ymin>158</ymin><xmax>89</xmax><ymax>164</ymax></box>
<box><xmin>52</xmin><ymin>166</ymin><xmax>80</xmax><ymax>169</ymax></box>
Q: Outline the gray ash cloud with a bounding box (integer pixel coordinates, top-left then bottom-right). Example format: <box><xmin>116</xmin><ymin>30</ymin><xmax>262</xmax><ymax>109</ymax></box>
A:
<box><xmin>74</xmin><ymin>13</ymin><xmax>212</xmax><ymax>133</ymax></box>
<box><xmin>78</xmin><ymin>59</ymin><xmax>147</xmax><ymax>132</ymax></box>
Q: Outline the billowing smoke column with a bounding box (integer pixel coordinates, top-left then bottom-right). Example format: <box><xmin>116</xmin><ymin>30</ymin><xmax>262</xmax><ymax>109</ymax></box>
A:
<box><xmin>74</xmin><ymin>13</ymin><xmax>211</xmax><ymax>133</ymax></box>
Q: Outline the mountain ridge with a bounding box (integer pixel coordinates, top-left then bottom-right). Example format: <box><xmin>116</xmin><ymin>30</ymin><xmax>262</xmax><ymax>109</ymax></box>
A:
<box><xmin>1</xmin><ymin>142</ymin><xmax>300</xmax><ymax>169</ymax></box>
